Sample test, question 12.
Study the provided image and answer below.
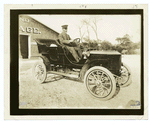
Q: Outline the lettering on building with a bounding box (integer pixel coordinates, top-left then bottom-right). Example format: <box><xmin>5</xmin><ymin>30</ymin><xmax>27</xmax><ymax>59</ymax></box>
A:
<box><xmin>19</xmin><ymin>26</ymin><xmax>41</xmax><ymax>34</ymax></box>
<box><xmin>19</xmin><ymin>17</ymin><xmax>30</xmax><ymax>22</ymax></box>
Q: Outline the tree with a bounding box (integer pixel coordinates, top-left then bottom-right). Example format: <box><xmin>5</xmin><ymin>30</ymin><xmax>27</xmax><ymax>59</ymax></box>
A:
<box><xmin>83</xmin><ymin>36</ymin><xmax>91</xmax><ymax>43</ymax></box>
<box><xmin>82</xmin><ymin>16</ymin><xmax>102</xmax><ymax>42</ymax></box>
<box><xmin>77</xmin><ymin>24</ymin><xmax>85</xmax><ymax>42</ymax></box>
<box><xmin>132</xmin><ymin>41</ymin><xmax>140</xmax><ymax>49</ymax></box>
<box><xmin>115</xmin><ymin>34</ymin><xmax>140</xmax><ymax>54</ymax></box>
<box><xmin>82</xmin><ymin>18</ymin><xmax>91</xmax><ymax>40</ymax></box>
<box><xmin>116</xmin><ymin>34</ymin><xmax>132</xmax><ymax>46</ymax></box>
<box><xmin>88</xmin><ymin>16</ymin><xmax>102</xmax><ymax>42</ymax></box>
<box><xmin>100</xmin><ymin>40</ymin><xmax>113</xmax><ymax>50</ymax></box>
<box><xmin>115</xmin><ymin>44</ymin><xmax>125</xmax><ymax>53</ymax></box>
<box><xmin>82</xmin><ymin>37</ymin><xmax>99</xmax><ymax>50</ymax></box>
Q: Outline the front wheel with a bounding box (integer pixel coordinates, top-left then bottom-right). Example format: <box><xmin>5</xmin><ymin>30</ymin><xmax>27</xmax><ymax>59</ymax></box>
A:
<box><xmin>32</xmin><ymin>61</ymin><xmax>47</xmax><ymax>83</ymax></box>
<box><xmin>84</xmin><ymin>66</ymin><xmax>116</xmax><ymax>100</ymax></box>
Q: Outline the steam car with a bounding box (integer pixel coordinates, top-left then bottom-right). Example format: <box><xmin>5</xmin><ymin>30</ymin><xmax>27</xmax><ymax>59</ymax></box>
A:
<box><xmin>32</xmin><ymin>38</ymin><xmax>132</xmax><ymax>100</ymax></box>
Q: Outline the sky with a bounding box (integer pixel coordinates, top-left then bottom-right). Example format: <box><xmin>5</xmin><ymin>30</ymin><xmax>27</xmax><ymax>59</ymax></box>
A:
<box><xmin>29</xmin><ymin>15</ymin><xmax>141</xmax><ymax>44</ymax></box>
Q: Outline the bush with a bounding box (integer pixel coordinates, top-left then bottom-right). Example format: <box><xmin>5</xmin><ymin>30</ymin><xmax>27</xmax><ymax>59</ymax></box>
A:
<box><xmin>100</xmin><ymin>41</ymin><xmax>113</xmax><ymax>50</ymax></box>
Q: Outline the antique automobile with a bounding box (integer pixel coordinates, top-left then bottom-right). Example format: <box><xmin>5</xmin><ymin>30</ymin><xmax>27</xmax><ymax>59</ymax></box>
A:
<box><xmin>32</xmin><ymin>38</ymin><xmax>132</xmax><ymax>100</ymax></box>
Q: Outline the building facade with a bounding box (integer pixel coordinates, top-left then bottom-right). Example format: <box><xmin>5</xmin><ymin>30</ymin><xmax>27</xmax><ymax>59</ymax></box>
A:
<box><xmin>19</xmin><ymin>15</ymin><xmax>59</xmax><ymax>59</ymax></box>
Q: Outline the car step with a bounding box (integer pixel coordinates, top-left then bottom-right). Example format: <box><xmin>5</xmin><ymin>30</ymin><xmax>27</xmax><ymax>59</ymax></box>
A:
<box><xmin>47</xmin><ymin>71</ymin><xmax>79</xmax><ymax>79</ymax></box>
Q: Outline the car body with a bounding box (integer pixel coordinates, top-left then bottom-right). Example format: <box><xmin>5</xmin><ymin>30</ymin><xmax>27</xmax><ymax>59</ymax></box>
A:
<box><xmin>32</xmin><ymin>38</ymin><xmax>132</xmax><ymax>100</ymax></box>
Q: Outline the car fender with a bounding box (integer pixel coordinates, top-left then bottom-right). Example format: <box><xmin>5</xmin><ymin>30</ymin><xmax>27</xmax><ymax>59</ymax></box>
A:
<box><xmin>30</xmin><ymin>55</ymin><xmax>50</xmax><ymax>71</ymax></box>
<box><xmin>79</xmin><ymin>59</ymin><xmax>109</xmax><ymax>81</ymax></box>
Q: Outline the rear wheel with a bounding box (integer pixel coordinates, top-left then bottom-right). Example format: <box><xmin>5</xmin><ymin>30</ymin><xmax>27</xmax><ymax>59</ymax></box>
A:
<box><xmin>84</xmin><ymin>66</ymin><xmax>116</xmax><ymax>100</ymax></box>
<box><xmin>119</xmin><ymin>63</ymin><xmax>132</xmax><ymax>87</ymax></box>
<box><xmin>32</xmin><ymin>61</ymin><xmax>47</xmax><ymax>83</ymax></box>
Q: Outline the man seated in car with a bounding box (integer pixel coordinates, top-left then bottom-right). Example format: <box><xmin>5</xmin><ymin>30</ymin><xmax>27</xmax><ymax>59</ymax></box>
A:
<box><xmin>58</xmin><ymin>25</ymin><xmax>82</xmax><ymax>62</ymax></box>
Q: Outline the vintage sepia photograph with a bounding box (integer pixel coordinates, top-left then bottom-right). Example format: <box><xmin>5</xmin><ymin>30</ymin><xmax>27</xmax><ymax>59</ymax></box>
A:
<box><xmin>4</xmin><ymin>4</ymin><xmax>148</xmax><ymax>119</ymax></box>
<box><xmin>19</xmin><ymin>14</ymin><xmax>141</xmax><ymax>108</ymax></box>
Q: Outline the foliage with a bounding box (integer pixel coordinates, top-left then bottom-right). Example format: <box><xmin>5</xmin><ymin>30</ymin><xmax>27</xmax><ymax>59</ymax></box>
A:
<box><xmin>100</xmin><ymin>40</ymin><xmax>113</xmax><ymax>50</ymax></box>
<box><xmin>82</xmin><ymin>34</ymin><xmax>140</xmax><ymax>54</ymax></box>
<box><xmin>82</xmin><ymin>37</ymin><xmax>99</xmax><ymax>50</ymax></box>
<box><xmin>115</xmin><ymin>34</ymin><xmax>140</xmax><ymax>54</ymax></box>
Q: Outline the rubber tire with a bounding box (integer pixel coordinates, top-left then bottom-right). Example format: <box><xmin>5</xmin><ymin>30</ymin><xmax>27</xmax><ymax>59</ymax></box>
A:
<box><xmin>32</xmin><ymin>61</ymin><xmax>47</xmax><ymax>83</ymax></box>
<box><xmin>120</xmin><ymin>63</ymin><xmax>132</xmax><ymax>87</ymax></box>
<box><xmin>84</xmin><ymin>66</ymin><xmax>116</xmax><ymax>101</ymax></box>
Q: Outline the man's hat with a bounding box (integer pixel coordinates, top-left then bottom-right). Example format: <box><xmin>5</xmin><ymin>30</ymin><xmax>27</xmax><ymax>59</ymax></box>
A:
<box><xmin>61</xmin><ymin>25</ymin><xmax>68</xmax><ymax>29</ymax></box>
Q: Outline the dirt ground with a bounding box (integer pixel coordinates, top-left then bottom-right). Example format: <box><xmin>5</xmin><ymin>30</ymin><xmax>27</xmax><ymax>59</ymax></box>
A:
<box><xmin>19</xmin><ymin>55</ymin><xmax>141</xmax><ymax>109</ymax></box>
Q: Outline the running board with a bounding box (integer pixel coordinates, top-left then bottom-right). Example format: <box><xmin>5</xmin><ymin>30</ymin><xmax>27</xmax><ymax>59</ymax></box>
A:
<box><xmin>47</xmin><ymin>71</ymin><xmax>79</xmax><ymax>78</ymax></box>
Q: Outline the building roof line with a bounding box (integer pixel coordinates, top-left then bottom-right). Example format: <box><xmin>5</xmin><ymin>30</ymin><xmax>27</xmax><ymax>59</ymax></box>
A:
<box><xmin>27</xmin><ymin>15</ymin><xmax>59</xmax><ymax>34</ymax></box>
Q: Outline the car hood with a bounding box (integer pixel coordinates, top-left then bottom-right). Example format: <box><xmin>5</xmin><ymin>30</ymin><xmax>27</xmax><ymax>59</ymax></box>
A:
<box><xmin>89</xmin><ymin>50</ymin><xmax>121</xmax><ymax>55</ymax></box>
